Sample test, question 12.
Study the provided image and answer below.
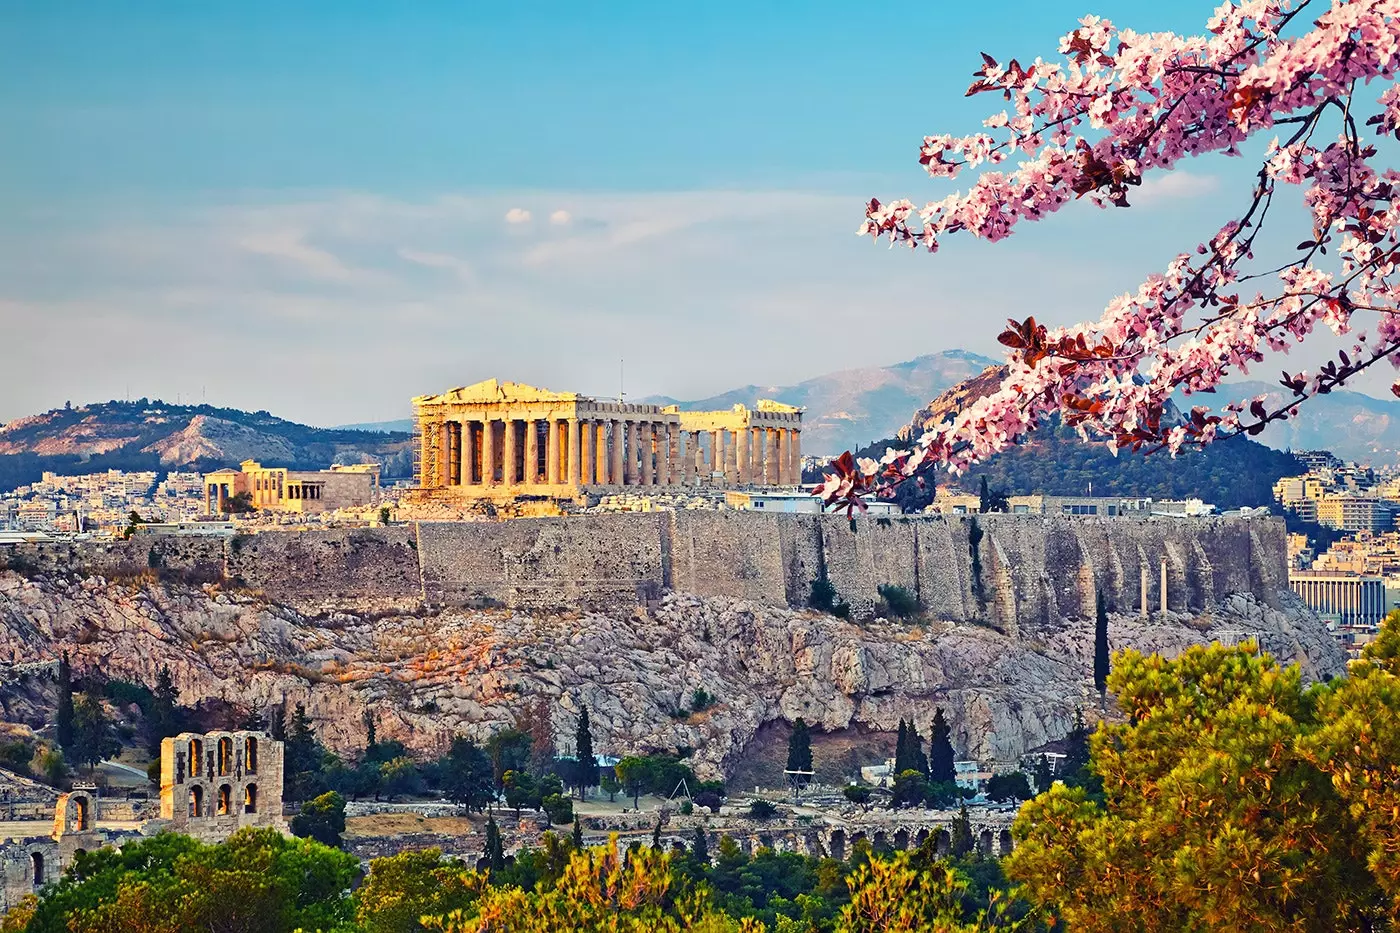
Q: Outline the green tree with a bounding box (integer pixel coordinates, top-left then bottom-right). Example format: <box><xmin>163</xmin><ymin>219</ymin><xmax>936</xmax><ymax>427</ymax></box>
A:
<box><xmin>1093</xmin><ymin>589</ymin><xmax>1110</xmax><ymax>702</ymax></box>
<box><xmin>289</xmin><ymin>790</ymin><xmax>347</xmax><ymax>849</ymax></box>
<box><xmin>928</xmin><ymin>709</ymin><xmax>955</xmax><ymax>786</ymax></box>
<box><xmin>380</xmin><ymin>756</ymin><xmax>422</xmax><ymax>800</ymax></box>
<box><xmin>440</xmin><ymin>737</ymin><xmax>494</xmax><ymax>813</ymax></box>
<box><xmin>691</xmin><ymin>825</ymin><xmax>709</xmax><ymax>866</ymax></box>
<box><xmin>485</xmin><ymin>728</ymin><xmax>531</xmax><ymax>788</ymax></box>
<box><xmin>614</xmin><ymin>756</ymin><xmax>653</xmax><ymax>809</ymax></box>
<box><xmin>147</xmin><ymin>665</ymin><xmax>180</xmax><ymax>756</ymax></box>
<box><xmin>572</xmin><ymin>816</ymin><xmax>584</xmax><ymax>850</ymax></box>
<box><xmin>984</xmin><ymin>772</ymin><xmax>1033</xmax><ymax>803</ymax></box>
<box><xmin>484</xmin><ymin>815</ymin><xmax>505</xmax><ymax>873</ymax></box>
<box><xmin>354</xmin><ymin>848</ymin><xmax>479</xmax><ymax>933</ymax></box>
<box><xmin>599</xmin><ymin>770</ymin><xmax>621</xmax><ymax>803</ymax></box>
<box><xmin>1029</xmin><ymin>754</ymin><xmax>1053</xmax><ymax>794</ymax></box>
<box><xmin>950</xmin><ymin>803</ymin><xmax>975</xmax><ymax>858</ymax></box>
<box><xmin>364</xmin><ymin>708</ymin><xmax>378</xmax><ymax>751</ymax></box>
<box><xmin>969</xmin><ymin>518</ymin><xmax>985</xmax><ymax>605</ymax></box>
<box><xmin>843</xmin><ymin>784</ymin><xmax>872</xmax><ymax>809</ymax></box>
<box><xmin>70</xmin><ymin>695</ymin><xmax>118</xmax><ymax>772</ymax></box>
<box><xmin>809</xmin><ymin>572</ymin><xmax>837</xmax><ymax>612</ymax></box>
<box><xmin>897</xmin><ymin>720</ymin><xmax>929</xmax><ymax>778</ymax></box>
<box><xmin>1007</xmin><ymin>638</ymin><xmax>1384</xmax><ymax>931</ymax></box>
<box><xmin>890</xmin><ymin>770</ymin><xmax>931</xmax><ymax>810</ymax></box>
<box><xmin>572</xmin><ymin>707</ymin><xmax>596</xmax><ymax>800</ymax></box>
<box><xmin>786</xmin><ymin>718</ymin><xmax>813</xmax><ymax>789</ymax></box>
<box><xmin>55</xmin><ymin>653</ymin><xmax>74</xmax><ymax>753</ymax></box>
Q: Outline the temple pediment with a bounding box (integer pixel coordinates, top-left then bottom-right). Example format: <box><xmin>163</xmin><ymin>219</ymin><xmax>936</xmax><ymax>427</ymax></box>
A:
<box><xmin>414</xmin><ymin>379</ymin><xmax>581</xmax><ymax>407</ymax></box>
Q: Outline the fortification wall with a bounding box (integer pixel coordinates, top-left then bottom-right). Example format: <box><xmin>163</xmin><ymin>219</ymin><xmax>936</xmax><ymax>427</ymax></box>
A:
<box><xmin>1</xmin><ymin>512</ymin><xmax>1290</xmax><ymax>632</ymax></box>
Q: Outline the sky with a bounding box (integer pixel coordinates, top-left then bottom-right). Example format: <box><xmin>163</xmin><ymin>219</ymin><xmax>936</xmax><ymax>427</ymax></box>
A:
<box><xmin>0</xmin><ymin>0</ymin><xmax>1380</xmax><ymax>426</ymax></box>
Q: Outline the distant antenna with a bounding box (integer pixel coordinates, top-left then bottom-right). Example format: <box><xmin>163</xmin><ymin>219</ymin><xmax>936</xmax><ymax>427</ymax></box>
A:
<box><xmin>619</xmin><ymin>358</ymin><xmax>626</xmax><ymax>403</ymax></box>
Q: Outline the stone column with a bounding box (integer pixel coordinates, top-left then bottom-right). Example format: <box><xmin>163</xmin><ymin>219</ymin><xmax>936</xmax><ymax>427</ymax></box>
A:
<box><xmin>691</xmin><ymin>431</ymin><xmax>704</xmax><ymax>484</ymax></box>
<box><xmin>568</xmin><ymin>419</ymin><xmax>582</xmax><ymax>487</ymax></box>
<box><xmin>596</xmin><ymin>422</ymin><xmax>610</xmax><ymax>485</ymax></box>
<box><xmin>623</xmin><ymin>421</ymin><xmax>638</xmax><ymax>485</ymax></box>
<box><xmin>655</xmin><ymin>423</ymin><xmax>670</xmax><ymax>486</ymax></box>
<box><xmin>766</xmin><ymin>428</ymin><xmax>780</xmax><ymax>486</ymax></box>
<box><xmin>611</xmin><ymin>420</ymin><xmax>625</xmax><ymax>487</ymax></box>
<box><xmin>724</xmin><ymin>430</ymin><xmax>738</xmax><ymax>485</ymax></box>
<box><xmin>776</xmin><ymin>429</ymin><xmax>790</xmax><ymax>485</ymax></box>
<box><xmin>482</xmin><ymin>420</ymin><xmax>497</xmax><ymax>486</ymax></box>
<box><xmin>525</xmin><ymin>419</ymin><xmax>540</xmax><ymax>485</ymax></box>
<box><xmin>580</xmin><ymin>419</ymin><xmax>595</xmax><ymax>486</ymax></box>
<box><xmin>462</xmin><ymin>420</ymin><xmax>477</xmax><ymax>485</ymax></box>
<box><xmin>791</xmin><ymin>429</ymin><xmax>802</xmax><ymax>484</ymax></box>
<box><xmin>502</xmin><ymin>418</ymin><xmax>518</xmax><ymax>487</ymax></box>
<box><xmin>667</xmin><ymin>424</ymin><xmax>680</xmax><ymax>485</ymax></box>
<box><xmin>735</xmin><ymin>427</ymin><xmax>749</xmax><ymax>485</ymax></box>
<box><xmin>546</xmin><ymin>418</ymin><xmax>560</xmax><ymax>485</ymax></box>
<box><xmin>1159</xmin><ymin>557</ymin><xmax>1168</xmax><ymax>614</ymax></box>
<box><xmin>639</xmin><ymin>422</ymin><xmax>654</xmax><ymax>485</ymax></box>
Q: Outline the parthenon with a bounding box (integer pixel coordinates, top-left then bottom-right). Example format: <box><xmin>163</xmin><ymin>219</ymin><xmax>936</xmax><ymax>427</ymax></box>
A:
<box><xmin>409</xmin><ymin>379</ymin><xmax>803</xmax><ymax>501</ymax></box>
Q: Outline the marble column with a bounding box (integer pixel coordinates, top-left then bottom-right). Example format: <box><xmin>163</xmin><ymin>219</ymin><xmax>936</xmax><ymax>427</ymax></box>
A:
<box><xmin>766</xmin><ymin>428</ymin><xmax>780</xmax><ymax>485</ymax></box>
<box><xmin>735</xmin><ymin>427</ymin><xmax>749</xmax><ymax>485</ymax></box>
<box><xmin>791</xmin><ymin>429</ymin><xmax>802</xmax><ymax>484</ymax></box>
<box><xmin>640</xmin><ymin>422</ymin><xmax>654</xmax><ymax>485</ymax></box>
<box><xmin>667</xmin><ymin>424</ymin><xmax>680</xmax><ymax>485</ymax></box>
<box><xmin>502</xmin><ymin>418</ymin><xmax>518</xmax><ymax>486</ymax></box>
<box><xmin>462</xmin><ymin>420</ymin><xmax>477</xmax><ymax>485</ymax></box>
<box><xmin>568</xmin><ymin>419</ymin><xmax>582</xmax><ymax>486</ymax></box>
<box><xmin>439</xmin><ymin>422</ymin><xmax>453</xmax><ymax>486</ymax></box>
<box><xmin>546</xmin><ymin>418</ymin><xmax>559</xmax><ymax>485</ymax></box>
<box><xmin>776</xmin><ymin>429</ymin><xmax>789</xmax><ymax>485</ymax></box>
<box><xmin>482</xmin><ymin>419</ymin><xmax>497</xmax><ymax>485</ymax></box>
<box><xmin>596</xmin><ymin>422</ymin><xmax>609</xmax><ymax>485</ymax></box>
<box><xmin>611</xmin><ymin>420</ymin><xmax>625</xmax><ymax>487</ymax></box>
<box><xmin>580</xmin><ymin>419</ymin><xmax>595</xmax><ymax>486</ymax></box>
<box><xmin>655</xmin><ymin>423</ymin><xmax>670</xmax><ymax>486</ymax></box>
<box><xmin>524</xmin><ymin>419</ymin><xmax>540</xmax><ymax>484</ymax></box>
<box><xmin>724</xmin><ymin>430</ymin><xmax>738</xmax><ymax>485</ymax></box>
<box><xmin>623</xmin><ymin>421</ymin><xmax>638</xmax><ymax>485</ymax></box>
<box><xmin>691</xmin><ymin>431</ymin><xmax>704</xmax><ymax>484</ymax></box>
<box><xmin>709</xmin><ymin>430</ymin><xmax>723</xmax><ymax>478</ymax></box>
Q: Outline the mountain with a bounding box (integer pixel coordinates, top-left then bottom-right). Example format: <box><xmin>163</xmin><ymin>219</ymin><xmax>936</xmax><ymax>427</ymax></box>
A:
<box><xmin>333</xmin><ymin>418</ymin><xmax>415</xmax><ymax>434</ymax></box>
<box><xmin>1184</xmin><ymin>380</ymin><xmax>1400</xmax><ymax>466</ymax></box>
<box><xmin>643</xmin><ymin>350</ymin><xmax>998</xmax><ymax>453</ymax></box>
<box><xmin>0</xmin><ymin>399</ymin><xmax>414</xmax><ymax>493</ymax></box>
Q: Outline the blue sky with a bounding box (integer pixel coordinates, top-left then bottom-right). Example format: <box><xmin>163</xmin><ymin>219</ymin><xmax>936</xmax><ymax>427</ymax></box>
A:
<box><xmin>0</xmin><ymin>1</ymin><xmax>1355</xmax><ymax>426</ymax></box>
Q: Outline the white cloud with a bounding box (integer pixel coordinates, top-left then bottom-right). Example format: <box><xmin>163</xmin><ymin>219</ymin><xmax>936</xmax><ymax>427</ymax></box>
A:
<box><xmin>549</xmin><ymin>209</ymin><xmax>572</xmax><ymax>226</ymax></box>
<box><xmin>236</xmin><ymin>228</ymin><xmax>378</xmax><ymax>283</ymax></box>
<box><xmin>504</xmin><ymin>207</ymin><xmax>532</xmax><ymax>224</ymax></box>
<box><xmin>1133</xmin><ymin>171</ymin><xmax>1221</xmax><ymax>206</ymax></box>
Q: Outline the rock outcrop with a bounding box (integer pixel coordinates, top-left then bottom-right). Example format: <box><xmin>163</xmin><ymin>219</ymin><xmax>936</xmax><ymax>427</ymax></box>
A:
<box><xmin>0</xmin><ymin>570</ymin><xmax>1345</xmax><ymax>778</ymax></box>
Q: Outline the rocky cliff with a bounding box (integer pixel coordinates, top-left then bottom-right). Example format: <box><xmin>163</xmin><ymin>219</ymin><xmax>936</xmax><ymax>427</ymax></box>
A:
<box><xmin>0</xmin><ymin>568</ymin><xmax>1344</xmax><ymax>777</ymax></box>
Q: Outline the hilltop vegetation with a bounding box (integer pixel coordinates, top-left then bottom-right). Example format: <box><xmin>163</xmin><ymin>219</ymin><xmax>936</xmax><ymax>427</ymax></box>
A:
<box><xmin>0</xmin><ymin>399</ymin><xmax>413</xmax><ymax>492</ymax></box>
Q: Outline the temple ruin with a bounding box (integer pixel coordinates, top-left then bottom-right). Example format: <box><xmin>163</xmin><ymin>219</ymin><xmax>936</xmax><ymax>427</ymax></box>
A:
<box><xmin>407</xmin><ymin>379</ymin><xmax>803</xmax><ymax>504</ymax></box>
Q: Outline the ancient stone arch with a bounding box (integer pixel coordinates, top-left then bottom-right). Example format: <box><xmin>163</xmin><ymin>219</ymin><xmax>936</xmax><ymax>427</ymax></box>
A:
<box><xmin>245</xmin><ymin>737</ymin><xmax>258</xmax><ymax>774</ymax></box>
<box><xmin>53</xmin><ymin>790</ymin><xmax>95</xmax><ymax>837</ymax></box>
<box><xmin>244</xmin><ymin>784</ymin><xmax>258</xmax><ymax>813</ymax></box>
<box><xmin>999</xmin><ymin>829</ymin><xmax>1013</xmax><ymax>856</ymax></box>
<box><xmin>189</xmin><ymin>785</ymin><xmax>204</xmax><ymax>817</ymax></box>
<box><xmin>217</xmin><ymin>737</ymin><xmax>233</xmax><ymax>776</ymax></box>
<box><xmin>828</xmin><ymin>829</ymin><xmax>845</xmax><ymax>861</ymax></box>
<box><xmin>217</xmin><ymin>784</ymin><xmax>232</xmax><ymax>816</ymax></box>
<box><xmin>31</xmin><ymin>851</ymin><xmax>44</xmax><ymax>885</ymax></box>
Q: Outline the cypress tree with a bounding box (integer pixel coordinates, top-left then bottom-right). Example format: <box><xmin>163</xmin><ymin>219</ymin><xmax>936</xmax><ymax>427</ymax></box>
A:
<box><xmin>907</xmin><ymin>720</ymin><xmax>929</xmax><ymax>777</ymax></box>
<box><xmin>1094</xmin><ymin>589</ymin><xmax>1111</xmax><ymax>701</ymax></box>
<box><xmin>929</xmin><ymin>709</ymin><xmax>956</xmax><ymax>785</ymax></box>
<box><xmin>692</xmin><ymin>824</ymin><xmax>709</xmax><ymax>866</ymax></box>
<box><xmin>56</xmin><ymin>652</ymin><xmax>75</xmax><ymax>752</ymax></box>
<box><xmin>894</xmin><ymin>719</ymin><xmax>909</xmax><ymax>773</ymax></box>
<box><xmin>951</xmin><ymin>802</ymin><xmax>975</xmax><ymax>857</ymax></box>
<box><xmin>486</xmin><ymin>815</ymin><xmax>505</xmax><ymax>872</ymax></box>
<box><xmin>574</xmin><ymin>707</ymin><xmax>596</xmax><ymax>800</ymax></box>
<box><xmin>363</xmin><ymin>709</ymin><xmax>377</xmax><ymax>753</ymax></box>
<box><xmin>786</xmin><ymin>718</ymin><xmax>813</xmax><ymax>789</ymax></box>
<box><xmin>979</xmin><ymin>475</ymin><xmax>992</xmax><ymax>513</ymax></box>
<box><xmin>572</xmin><ymin>815</ymin><xmax>584</xmax><ymax>850</ymax></box>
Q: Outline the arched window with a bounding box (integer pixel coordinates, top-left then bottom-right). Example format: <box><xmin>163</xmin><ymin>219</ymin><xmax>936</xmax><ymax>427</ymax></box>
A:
<box><xmin>217</xmin><ymin>737</ymin><xmax>233</xmax><ymax>776</ymax></box>
<box><xmin>244</xmin><ymin>784</ymin><xmax>258</xmax><ymax>813</ymax></box>
<box><xmin>31</xmin><ymin>851</ymin><xmax>43</xmax><ymax>885</ymax></box>
<box><xmin>73</xmin><ymin>797</ymin><xmax>89</xmax><ymax>831</ymax></box>
<box><xmin>189</xmin><ymin>739</ymin><xmax>203</xmax><ymax>777</ymax></box>
<box><xmin>217</xmin><ymin>784</ymin><xmax>231</xmax><ymax>815</ymax></box>
<box><xmin>189</xmin><ymin>785</ymin><xmax>204</xmax><ymax>817</ymax></box>
<box><xmin>245</xmin><ymin>737</ymin><xmax>258</xmax><ymax>774</ymax></box>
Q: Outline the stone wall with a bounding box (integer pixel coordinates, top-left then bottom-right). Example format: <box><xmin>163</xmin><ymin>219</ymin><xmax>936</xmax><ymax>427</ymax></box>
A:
<box><xmin>2</xmin><ymin>512</ymin><xmax>1290</xmax><ymax>632</ymax></box>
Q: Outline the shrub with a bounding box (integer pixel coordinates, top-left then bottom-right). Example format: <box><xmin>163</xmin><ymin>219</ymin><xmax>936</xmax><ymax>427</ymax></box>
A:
<box><xmin>747</xmin><ymin>799</ymin><xmax>777</xmax><ymax>820</ymax></box>
<box><xmin>809</xmin><ymin>574</ymin><xmax>837</xmax><ymax>611</ymax></box>
<box><xmin>877</xmin><ymin>584</ymin><xmax>919</xmax><ymax>618</ymax></box>
<box><xmin>542</xmin><ymin>793</ymin><xmax>574</xmax><ymax>825</ymax></box>
<box><xmin>833</xmin><ymin>600</ymin><xmax>852</xmax><ymax>619</ymax></box>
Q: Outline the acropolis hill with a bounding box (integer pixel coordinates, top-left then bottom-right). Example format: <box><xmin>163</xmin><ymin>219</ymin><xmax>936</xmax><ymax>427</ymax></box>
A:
<box><xmin>0</xmin><ymin>509</ymin><xmax>1345</xmax><ymax>777</ymax></box>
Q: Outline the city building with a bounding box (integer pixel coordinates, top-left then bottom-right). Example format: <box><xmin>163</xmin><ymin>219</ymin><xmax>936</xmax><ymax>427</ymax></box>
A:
<box><xmin>408</xmin><ymin>379</ymin><xmax>804</xmax><ymax>505</ymax></box>
<box><xmin>1288</xmin><ymin>569</ymin><xmax>1388</xmax><ymax>628</ymax></box>
<box><xmin>1314</xmin><ymin>495</ymin><xmax>1397</xmax><ymax>533</ymax></box>
<box><xmin>723</xmin><ymin>489</ymin><xmax>901</xmax><ymax>515</ymax></box>
<box><xmin>203</xmin><ymin>461</ymin><xmax>379</xmax><ymax>516</ymax></box>
<box><xmin>929</xmin><ymin>492</ymin><xmax>1215</xmax><ymax>519</ymax></box>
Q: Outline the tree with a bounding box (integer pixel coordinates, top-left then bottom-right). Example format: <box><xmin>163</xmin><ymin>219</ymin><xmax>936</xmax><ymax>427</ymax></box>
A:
<box><xmin>809</xmin><ymin>573</ymin><xmax>838</xmax><ymax>611</ymax></box>
<box><xmin>890</xmin><ymin>770</ymin><xmax>931</xmax><ymax>810</ymax></box>
<box><xmin>147</xmin><ymin>665</ymin><xmax>180</xmax><ymax>756</ymax></box>
<box><xmin>928</xmin><ymin>709</ymin><xmax>956</xmax><ymax>786</ymax></box>
<box><xmin>817</xmin><ymin>2</ymin><xmax>1400</xmax><ymax>512</ymax></box>
<box><xmin>220</xmin><ymin>491</ymin><xmax>255</xmax><ymax>514</ymax></box>
<box><xmin>897</xmin><ymin>719</ymin><xmax>929</xmax><ymax>778</ymax></box>
<box><xmin>440</xmin><ymin>736</ymin><xmax>495</xmax><ymax>813</ymax></box>
<box><xmin>289</xmin><ymin>791</ymin><xmax>347</xmax><ymax>849</ymax></box>
<box><xmin>572</xmin><ymin>816</ymin><xmax>584</xmax><ymax>850</ymax></box>
<box><xmin>55</xmin><ymin>653</ymin><xmax>74</xmax><ymax>753</ymax></box>
<box><xmin>70</xmin><ymin>695</ymin><xmax>118</xmax><ymax>772</ymax></box>
<box><xmin>1094</xmin><ymin>590</ymin><xmax>1110</xmax><ymax>702</ymax></box>
<box><xmin>354</xmin><ymin>848</ymin><xmax>477</xmax><ymax>933</ymax></box>
<box><xmin>484</xmin><ymin>815</ymin><xmax>505</xmax><ymax>873</ymax></box>
<box><xmin>283</xmin><ymin>703</ymin><xmax>326</xmax><ymax>802</ymax></box>
<box><xmin>844</xmin><ymin>784</ymin><xmax>873</xmax><ymax>809</ymax></box>
<box><xmin>516</xmin><ymin>697</ymin><xmax>556</xmax><ymax>776</ymax></box>
<box><xmin>379</xmin><ymin>757</ymin><xmax>422</xmax><ymax>800</ymax></box>
<box><xmin>614</xmin><ymin>756</ymin><xmax>652</xmax><ymax>809</ymax></box>
<box><xmin>1030</xmin><ymin>754</ymin><xmax>1054</xmax><ymax>795</ymax></box>
<box><xmin>894</xmin><ymin>719</ymin><xmax>909</xmax><ymax>775</ymax></box>
<box><xmin>599</xmin><ymin>771</ymin><xmax>621</xmax><ymax>803</ymax></box>
<box><xmin>691</xmin><ymin>825</ymin><xmax>709</xmax><ymax>866</ymax></box>
<box><xmin>786</xmin><ymin>718</ymin><xmax>813</xmax><ymax>789</ymax></box>
<box><xmin>1007</xmin><ymin>635</ymin><xmax>1389</xmax><ymax>930</ymax></box>
<box><xmin>747</xmin><ymin>799</ymin><xmax>777</xmax><ymax>820</ymax></box>
<box><xmin>363</xmin><ymin>709</ymin><xmax>377</xmax><ymax>751</ymax></box>
<box><xmin>572</xmin><ymin>707</ymin><xmax>596</xmax><ymax>800</ymax></box>
<box><xmin>985</xmin><ymin>772</ymin><xmax>1033</xmax><ymax>803</ymax></box>
<box><xmin>968</xmin><ymin>519</ymin><xmax>985</xmax><ymax>605</ymax></box>
<box><xmin>950</xmin><ymin>803</ymin><xmax>974</xmax><ymax>858</ymax></box>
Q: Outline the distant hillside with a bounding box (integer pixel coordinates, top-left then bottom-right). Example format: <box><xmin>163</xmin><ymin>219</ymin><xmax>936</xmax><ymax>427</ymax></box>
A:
<box><xmin>0</xmin><ymin>399</ymin><xmax>414</xmax><ymax>493</ymax></box>
<box><xmin>886</xmin><ymin>366</ymin><xmax>1302</xmax><ymax>511</ymax></box>
<box><xmin>644</xmin><ymin>350</ymin><xmax>998</xmax><ymax>453</ymax></box>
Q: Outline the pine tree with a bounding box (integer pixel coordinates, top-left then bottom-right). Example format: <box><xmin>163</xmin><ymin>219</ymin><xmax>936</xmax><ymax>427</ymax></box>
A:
<box><xmin>574</xmin><ymin>707</ymin><xmax>596</xmax><ymax>800</ymax></box>
<box><xmin>55</xmin><ymin>652</ymin><xmax>75</xmax><ymax>752</ymax></box>
<box><xmin>929</xmin><ymin>709</ymin><xmax>956</xmax><ymax>785</ymax></box>
<box><xmin>268</xmin><ymin>704</ymin><xmax>286</xmax><ymax>741</ymax></box>
<box><xmin>485</xmin><ymin>815</ymin><xmax>505</xmax><ymax>872</ymax></box>
<box><xmin>907</xmin><ymin>720</ymin><xmax>929</xmax><ymax>777</ymax></box>
<box><xmin>363</xmin><ymin>709</ymin><xmax>377</xmax><ymax>752</ymax></box>
<box><xmin>786</xmin><ymin>718</ymin><xmax>813</xmax><ymax>789</ymax></box>
<box><xmin>651</xmin><ymin>814</ymin><xmax>664</xmax><ymax>850</ymax></box>
<box><xmin>951</xmin><ymin>802</ymin><xmax>975</xmax><ymax>857</ymax></box>
<box><xmin>1094</xmin><ymin>590</ymin><xmax>1111</xmax><ymax>702</ymax></box>
<box><xmin>894</xmin><ymin>719</ymin><xmax>909</xmax><ymax>773</ymax></box>
<box><xmin>149</xmin><ymin>665</ymin><xmax>179</xmax><ymax>755</ymax></box>
<box><xmin>692</xmin><ymin>825</ymin><xmax>709</xmax><ymax>866</ymax></box>
<box><xmin>572</xmin><ymin>815</ymin><xmax>584</xmax><ymax>850</ymax></box>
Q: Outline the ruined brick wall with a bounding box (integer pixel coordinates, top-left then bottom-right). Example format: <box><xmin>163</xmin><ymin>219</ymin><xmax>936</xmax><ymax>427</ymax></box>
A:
<box><xmin>225</xmin><ymin>528</ymin><xmax>421</xmax><ymax>611</ymax></box>
<box><xmin>1</xmin><ymin>537</ymin><xmax>226</xmax><ymax>583</ymax></box>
